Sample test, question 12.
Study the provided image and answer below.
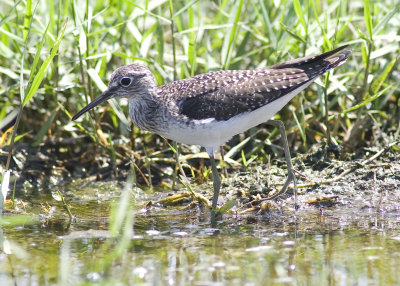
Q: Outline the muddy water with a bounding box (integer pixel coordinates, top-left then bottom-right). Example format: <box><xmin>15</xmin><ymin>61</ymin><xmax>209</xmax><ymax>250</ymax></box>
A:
<box><xmin>1</xmin><ymin>181</ymin><xmax>400</xmax><ymax>285</ymax></box>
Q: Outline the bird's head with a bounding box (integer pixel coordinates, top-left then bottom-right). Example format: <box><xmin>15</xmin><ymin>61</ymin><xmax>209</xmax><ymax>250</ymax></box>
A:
<box><xmin>72</xmin><ymin>63</ymin><xmax>156</xmax><ymax>121</ymax></box>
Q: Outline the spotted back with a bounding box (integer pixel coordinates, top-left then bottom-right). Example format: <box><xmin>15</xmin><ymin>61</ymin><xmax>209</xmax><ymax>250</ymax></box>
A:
<box><xmin>160</xmin><ymin>46</ymin><xmax>351</xmax><ymax>121</ymax></box>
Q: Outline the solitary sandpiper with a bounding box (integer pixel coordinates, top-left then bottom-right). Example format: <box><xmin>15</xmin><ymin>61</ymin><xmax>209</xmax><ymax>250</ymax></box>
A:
<box><xmin>72</xmin><ymin>45</ymin><xmax>351</xmax><ymax>219</ymax></box>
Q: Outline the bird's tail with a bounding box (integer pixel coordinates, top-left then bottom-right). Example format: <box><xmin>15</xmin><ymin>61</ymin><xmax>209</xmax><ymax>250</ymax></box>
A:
<box><xmin>270</xmin><ymin>45</ymin><xmax>352</xmax><ymax>72</ymax></box>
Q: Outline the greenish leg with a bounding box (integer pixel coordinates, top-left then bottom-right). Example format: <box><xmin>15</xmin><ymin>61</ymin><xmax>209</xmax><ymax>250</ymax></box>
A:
<box><xmin>208</xmin><ymin>153</ymin><xmax>221</xmax><ymax>222</ymax></box>
<box><xmin>266</xmin><ymin>120</ymin><xmax>298</xmax><ymax>207</ymax></box>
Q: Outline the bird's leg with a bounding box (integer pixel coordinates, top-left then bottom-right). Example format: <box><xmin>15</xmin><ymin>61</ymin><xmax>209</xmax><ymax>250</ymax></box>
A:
<box><xmin>266</xmin><ymin>120</ymin><xmax>298</xmax><ymax>208</ymax></box>
<box><xmin>208</xmin><ymin>152</ymin><xmax>221</xmax><ymax>221</ymax></box>
<box><xmin>171</xmin><ymin>141</ymin><xmax>180</xmax><ymax>189</ymax></box>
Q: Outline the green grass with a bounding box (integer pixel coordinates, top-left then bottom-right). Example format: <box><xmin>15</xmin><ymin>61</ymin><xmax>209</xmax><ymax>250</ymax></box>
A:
<box><xmin>0</xmin><ymin>0</ymin><xmax>399</xmax><ymax>283</ymax></box>
<box><xmin>0</xmin><ymin>0</ymin><xmax>399</xmax><ymax>191</ymax></box>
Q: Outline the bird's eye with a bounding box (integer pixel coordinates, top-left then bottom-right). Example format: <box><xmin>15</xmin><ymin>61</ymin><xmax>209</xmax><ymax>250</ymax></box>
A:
<box><xmin>120</xmin><ymin>77</ymin><xmax>132</xmax><ymax>86</ymax></box>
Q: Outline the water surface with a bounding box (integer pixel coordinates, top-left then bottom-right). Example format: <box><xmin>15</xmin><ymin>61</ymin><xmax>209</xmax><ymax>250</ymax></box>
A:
<box><xmin>1</xmin><ymin>181</ymin><xmax>399</xmax><ymax>285</ymax></box>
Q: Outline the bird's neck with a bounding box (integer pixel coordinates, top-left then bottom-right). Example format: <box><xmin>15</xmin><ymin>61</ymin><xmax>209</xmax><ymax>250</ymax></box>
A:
<box><xmin>128</xmin><ymin>90</ymin><xmax>161</xmax><ymax>132</ymax></box>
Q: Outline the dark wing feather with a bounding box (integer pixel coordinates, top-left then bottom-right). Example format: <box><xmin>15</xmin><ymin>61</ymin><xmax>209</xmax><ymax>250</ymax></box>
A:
<box><xmin>160</xmin><ymin>46</ymin><xmax>351</xmax><ymax>121</ymax></box>
<box><xmin>176</xmin><ymin>70</ymin><xmax>305</xmax><ymax>121</ymax></box>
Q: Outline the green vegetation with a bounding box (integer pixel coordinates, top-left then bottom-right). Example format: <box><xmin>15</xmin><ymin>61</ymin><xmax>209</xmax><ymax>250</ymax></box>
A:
<box><xmin>1</xmin><ymin>0</ymin><xmax>398</xmax><ymax>189</ymax></box>
<box><xmin>0</xmin><ymin>0</ymin><xmax>399</xmax><ymax>284</ymax></box>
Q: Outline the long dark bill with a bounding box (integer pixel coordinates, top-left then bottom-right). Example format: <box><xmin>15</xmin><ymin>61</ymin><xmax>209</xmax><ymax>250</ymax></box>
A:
<box><xmin>71</xmin><ymin>91</ymin><xmax>112</xmax><ymax>121</ymax></box>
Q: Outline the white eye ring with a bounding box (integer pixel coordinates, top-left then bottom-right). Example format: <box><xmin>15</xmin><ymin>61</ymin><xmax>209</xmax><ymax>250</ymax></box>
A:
<box><xmin>120</xmin><ymin>77</ymin><xmax>132</xmax><ymax>86</ymax></box>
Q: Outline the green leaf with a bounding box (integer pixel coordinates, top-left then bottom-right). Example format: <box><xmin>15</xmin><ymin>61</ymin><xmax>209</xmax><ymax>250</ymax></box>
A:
<box><xmin>27</xmin><ymin>24</ymin><xmax>49</xmax><ymax>89</ymax></box>
<box><xmin>370</xmin><ymin>57</ymin><xmax>397</xmax><ymax>95</ymax></box>
<box><xmin>363</xmin><ymin>0</ymin><xmax>373</xmax><ymax>40</ymax></box>
<box><xmin>241</xmin><ymin>150</ymin><xmax>248</xmax><ymax>167</ymax></box>
<box><xmin>32</xmin><ymin>107</ymin><xmax>58</xmax><ymax>147</ymax></box>
<box><xmin>336</xmin><ymin>14</ymin><xmax>353</xmax><ymax>41</ymax></box>
<box><xmin>292</xmin><ymin>106</ymin><xmax>306</xmax><ymax>145</ymax></box>
<box><xmin>22</xmin><ymin>21</ymin><xmax>67</xmax><ymax>107</ymax></box>
<box><xmin>373</xmin><ymin>3</ymin><xmax>400</xmax><ymax>35</ymax></box>
<box><xmin>0</xmin><ymin>0</ymin><xmax>22</xmax><ymax>28</ymax></box>
<box><xmin>155</xmin><ymin>22</ymin><xmax>164</xmax><ymax>65</ymax></box>
<box><xmin>311</xmin><ymin>0</ymin><xmax>330</xmax><ymax>49</ymax></box>
<box><xmin>330</xmin><ymin>86</ymin><xmax>392</xmax><ymax>120</ymax></box>
<box><xmin>361</xmin><ymin>44</ymin><xmax>367</xmax><ymax>68</ymax></box>
<box><xmin>86</xmin><ymin>20</ymin><xmax>128</xmax><ymax>37</ymax></box>
<box><xmin>0</xmin><ymin>214</ymin><xmax>37</xmax><ymax>227</ymax></box>
<box><xmin>23</xmin><ymin>0</ymin><xmax>32</xmax><ymax>41</ymax></box>
<box><xmin>219</xmin><ymin>200</ymin><xmax>237</xmax><ymax>215</ymax></box>
<box><xmin>167</xmin><ymin>142</ymin><xmax>177</xmax><ymax>154</ymax></box>
<box><xmin>188</xmin><ymin>4</ymin><xmax>196</xmax><ymax>76</ymax></box>
<box><xmin>222</xmin><ymin>0</ymin><xmax>244</xmax><ymax>69</ymax></box>
<box><xmin>128</xmin><ymin>1</ymin><xmax>171</xmax><ymax>24</ymax></box>
<box><xmin>293</xmin><ymin>0</ymin><xmax>307</xmax><ymax>33</ymax></box>
<box><xmin>10</xmin><ymin>132</ymin><xmax>30</xmax><ymax>144</ymax></box>
<box><xmin>259</xmin><ymin>0</ymin><xmax>276</xmax><ymax>48</ymax></box>
<box><xmin>173</xmin><ymin>0</ymin><xmax>199</xmax><ymax>18</ymax></box>
<box><xmin>356</xmin><ymin>27</ymin><xmax>369</xmax><ymax>42</ymax></box>
<box><xmin>280</xmin><ymin>22</ymin><xmax>306</xmax><ymax>44</ymax></box>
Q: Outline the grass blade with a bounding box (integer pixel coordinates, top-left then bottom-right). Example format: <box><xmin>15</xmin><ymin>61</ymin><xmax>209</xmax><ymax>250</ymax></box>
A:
<box><xmin>311</xmin><ymin>0</ymin><xmax>330</xmax><ymax>49</ymax></box>
<box><xmin>259</xmin><ymin>0</ymin><xmax>277</xmax><ymax>48</ymax></box>
<box><xmin>23</xmin><ymin>0</ymin><xmax>32</xmax><ymax>41</ymax></box>
<box><xmin>27</xmin><ymin>24</ymin><xmax>49</xmax><ymax>88</ymax></box>
<box><xmin>22</xmin><ymin>21</ymin><xmax>67</xmax><ymax>107</ymax></box>
<box><xmin>173</xmin><ymin>0</ymin><xmax>199</xmax><ymax>18</ymax></box>
<box><xmin>330</xmin><ymin>86</ymin><xmax>392</xmax><ymax>119</ymax></box>
<box><xmin>370</xmin><ymin>56</ymin><xmax>397</xmax><ymax>95</ymax></box>
<box><xmin>187</xmin><ymin>4</ymin><xmax>197</xmax><ymax>75</ymax></box>
<box><xmin>293</xmin><ymin>0</ymin><xmax>307</xmax><ymax>33</ymax></box>
<box><xmin>222</xmin><ymin>0</ymin><xmax>244</xmax><ymax>69</ymax></box>
<box><xmin>373</xmin><ymin>3</ymin><xmax>399</xmax><ymax>35</ymax></box>
<box><xmin>363</xmin><ymin>0</ymin><xmax>373</xmax><ymax>40</ymax></box>
<box><xmin>280</xmin><ymin>22</ymin><xmax>306</xmax><ymax>43</ymax></box>
<box><xmin>32</xmin><ymin>108</ymin><xmax>58</xmax><ymax>147</ymax></box>
<box><xmin>0</xmin><ymin>0</ymin><xmax>22</xmax><ymax>28</ymax></box>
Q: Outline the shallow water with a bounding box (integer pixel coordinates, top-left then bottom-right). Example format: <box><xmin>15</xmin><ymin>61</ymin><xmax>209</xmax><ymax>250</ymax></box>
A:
<box><xmin>1</xmin><ymin>181</ymin><xmax>400</xmax><ymax>285</ymax></box>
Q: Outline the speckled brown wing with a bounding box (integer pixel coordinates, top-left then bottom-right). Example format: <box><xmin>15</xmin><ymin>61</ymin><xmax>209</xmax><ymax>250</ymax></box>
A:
<box><xmin>166</xmin><ymin>46</ymin><xmax>351</xmax><ymax>121</ymax></box>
